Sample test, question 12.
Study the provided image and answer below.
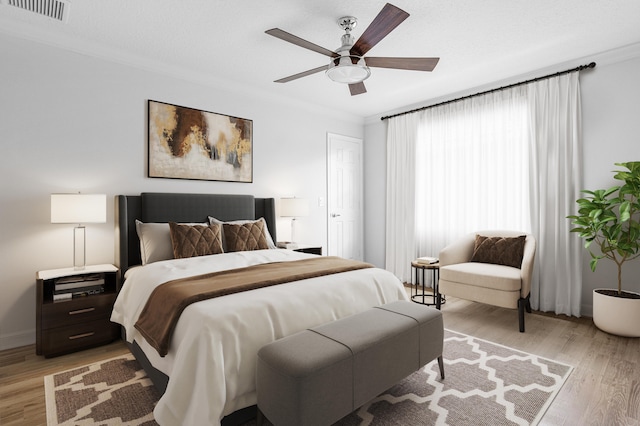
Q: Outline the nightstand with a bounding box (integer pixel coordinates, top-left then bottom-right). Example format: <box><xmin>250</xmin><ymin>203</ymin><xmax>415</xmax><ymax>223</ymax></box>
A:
<box><xmin>277</xmin><ymin>242</ymin><xmax>322</xmax><ymax>255</ymax></box>
<box><xmin>36</xmin><ymin>264</ymin><xmax>119</xmax><ymax>357</ymax></box>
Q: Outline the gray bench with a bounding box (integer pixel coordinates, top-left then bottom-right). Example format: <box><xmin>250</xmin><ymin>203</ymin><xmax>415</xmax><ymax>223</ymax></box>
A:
<box><xmin>256</xmin><ymin>301</ymin><xmax>444</xmax><ymax>426</ymax></box>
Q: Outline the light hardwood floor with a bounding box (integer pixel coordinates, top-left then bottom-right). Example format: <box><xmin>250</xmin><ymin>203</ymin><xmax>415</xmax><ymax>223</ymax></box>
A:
<box><xmin>0</xmin><ymin>340</ymin><xmax>129</xmax><ymax>425</ymax></box>
<box><xmin>1</xmin><ymin>294</ymin><xmax>639</xmax><ymax>425</ymax></box>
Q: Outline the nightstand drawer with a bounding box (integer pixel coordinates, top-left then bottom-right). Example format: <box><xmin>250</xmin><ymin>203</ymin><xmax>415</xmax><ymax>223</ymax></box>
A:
<box><xmin>41</xmin><ymin>293</ymin><xmax>116</xmax><ymax>329</ymax></box>
<box><xmin>40</xmin><ymin>319</ymin><xmax>119</xmax><ymax>357</ymax></box>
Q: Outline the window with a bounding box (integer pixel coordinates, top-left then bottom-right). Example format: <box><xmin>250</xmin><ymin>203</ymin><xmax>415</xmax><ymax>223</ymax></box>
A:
<box><xmin>414</xmin><ymin>89</ymin><xmax>531</xmax><ymax>259</ymax></box>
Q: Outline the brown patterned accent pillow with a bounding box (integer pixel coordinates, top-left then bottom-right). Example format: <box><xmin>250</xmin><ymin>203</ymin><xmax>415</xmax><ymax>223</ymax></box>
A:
<box><xmin>168</xmin><ymin>223</ymin><xmax>223</xmax><ymax>259</ymax></box>
<box><xmin>470</xmin><ymin>235</ymin><xmax>526</xmax><ymax>269</ymax></box>
<box><xmin>223</xmin><ymin>221</ymin><xmax>269</xmax><ymax>252</ymax></box>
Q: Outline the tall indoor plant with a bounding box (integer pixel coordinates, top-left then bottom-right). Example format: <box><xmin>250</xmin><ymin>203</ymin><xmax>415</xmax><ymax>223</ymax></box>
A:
<box><xmin>568</xmin><ymin>161</ymin><xmax>640</xmax><ymax>336</ymax></box>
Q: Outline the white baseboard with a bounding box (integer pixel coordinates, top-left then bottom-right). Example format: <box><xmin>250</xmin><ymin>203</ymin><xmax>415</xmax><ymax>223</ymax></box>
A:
<box><xmin>0</xmin><ymin>329</ymin><xmax>35</xmax><ymax>351</ymax></box>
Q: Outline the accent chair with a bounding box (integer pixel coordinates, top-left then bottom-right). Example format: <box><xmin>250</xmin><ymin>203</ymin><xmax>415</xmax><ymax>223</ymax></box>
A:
<box><xmin>437</xmin><ymin>230</ymin><xmax>536</xmax><ymax>332</ymax></box>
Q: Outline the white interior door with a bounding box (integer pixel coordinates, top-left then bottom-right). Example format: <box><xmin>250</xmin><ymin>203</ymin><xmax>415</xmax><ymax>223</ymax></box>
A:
<box><xmin>327</xmin><ymin>133</ymin><xmax>363</xmax><ymax>260</ymax></box>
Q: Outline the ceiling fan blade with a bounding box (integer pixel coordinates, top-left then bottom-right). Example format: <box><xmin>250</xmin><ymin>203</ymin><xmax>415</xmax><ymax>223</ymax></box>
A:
<box><xmin>350</xmin><ymin>3</ymin><xmax>409</xmax><ymax>57</ymax></box>
<box><xmin>266</xmin><ymin>28</ymin><xmax>338</xmax><ymax>58</ymax></box>
<box><xmin>365</xmin><ymin>57</ymin><xmax>440</xmax><ymax>71</ymax></box>
<box><xmin>349</xmin><ymin>82</ymin><xmax>367</xmax><ymax>96</ymax></box>
<box><xmin>274</xmin><ymin>65</ymin><xmax>329</xmax><ymax>83</ymax></box>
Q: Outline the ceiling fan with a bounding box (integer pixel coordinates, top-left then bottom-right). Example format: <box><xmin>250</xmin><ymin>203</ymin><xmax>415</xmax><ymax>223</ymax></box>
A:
<box><xmin>265</xmin><ymin>3</ymin><xmax>439</xmax><ymax>96</ymax></box>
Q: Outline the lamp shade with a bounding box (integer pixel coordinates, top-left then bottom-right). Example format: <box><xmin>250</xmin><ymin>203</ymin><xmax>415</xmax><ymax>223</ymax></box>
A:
<box><xmin>280</xmin><ymin>198</ymin><xmax>309</xmax><ymax>218</ymax></box>
<box><xmin>51</xmin><ymin>194</ymin><xmax>107</xmax><ymax>224</ymax></box>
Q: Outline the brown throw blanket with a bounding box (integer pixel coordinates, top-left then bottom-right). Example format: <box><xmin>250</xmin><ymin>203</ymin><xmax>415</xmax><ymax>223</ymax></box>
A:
<box><xmin>134</xmin><ymin>256</ymin><xmax>373</xmax><ymax>356</ymax></box>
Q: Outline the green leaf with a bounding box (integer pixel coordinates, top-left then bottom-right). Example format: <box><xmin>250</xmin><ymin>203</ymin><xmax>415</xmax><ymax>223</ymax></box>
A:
<box><xmin>589</xmin><ymin>209</ymin><xmax>602</xmax><ymax>220</ymax></box>
<box><xmin>603</xmin><ymin>186</ymin><xmax>620</xmax><ymax>198</ymax></box>
<box><xmin>620</xmin><ymin>201</ymin><xmax>631</xmax><ymax>222</ymax></box>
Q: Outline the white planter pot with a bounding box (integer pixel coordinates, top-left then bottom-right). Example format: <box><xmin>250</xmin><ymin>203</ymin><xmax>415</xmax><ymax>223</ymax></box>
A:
<box><xmin>592</xmin><ymin>289</ymin><xmax>640</xmax><ymax>337</ymax></box>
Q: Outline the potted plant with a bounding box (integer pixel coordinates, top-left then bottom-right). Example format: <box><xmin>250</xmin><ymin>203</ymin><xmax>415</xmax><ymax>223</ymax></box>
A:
<box><xmin>568</xmin><ymin>161</ymin><xmax>640</xmax><ymax>337</ymax></box>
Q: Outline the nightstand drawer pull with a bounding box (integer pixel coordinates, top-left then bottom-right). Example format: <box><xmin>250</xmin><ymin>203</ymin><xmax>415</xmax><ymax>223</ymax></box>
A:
<box><xmin>68</xmin><ymin>332</ymin><xmax>95</xmax><ymax>340</ymax></box>
<box><xmin>68</xmin><ymin>307</ymin><xmax>95</xmax><ymax>315</ymax></box>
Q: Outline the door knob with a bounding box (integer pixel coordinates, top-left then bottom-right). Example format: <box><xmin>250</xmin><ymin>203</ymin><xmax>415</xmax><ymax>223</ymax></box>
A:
<box><xmin>331</xmin><ymin>213</ymin><xmax>341</xmax><ymax>218</ymax></box>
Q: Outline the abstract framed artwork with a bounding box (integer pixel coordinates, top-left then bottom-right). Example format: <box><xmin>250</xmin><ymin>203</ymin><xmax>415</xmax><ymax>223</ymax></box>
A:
<box><xmin>148</xmin><ymin>100</ymin><xmax>253</xmax><ymax>182</ymax></box>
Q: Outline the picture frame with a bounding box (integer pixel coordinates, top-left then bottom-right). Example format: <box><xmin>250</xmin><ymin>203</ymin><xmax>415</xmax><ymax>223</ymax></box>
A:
<box><xmin>147</xmin><ymin>100</ymin><xmax>253</xmax><ymax>183</ymax></box>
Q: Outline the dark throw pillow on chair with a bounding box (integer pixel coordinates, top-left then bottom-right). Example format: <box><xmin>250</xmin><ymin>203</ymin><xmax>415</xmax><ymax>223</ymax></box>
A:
<box><xmin>470</xmin><ymin>235</ymin><xmax>526</xmax><ymax>269</ymax></box>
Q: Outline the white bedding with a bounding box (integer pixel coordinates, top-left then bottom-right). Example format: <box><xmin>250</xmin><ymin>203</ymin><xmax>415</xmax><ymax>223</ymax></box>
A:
<box><xmin>111</xmin><ymin>249</ymin><xmax>408</xmax><ymax>425</ymax></box>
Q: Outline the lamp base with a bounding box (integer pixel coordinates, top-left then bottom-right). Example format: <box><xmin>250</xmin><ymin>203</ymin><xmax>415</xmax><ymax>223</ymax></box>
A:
<box><xmin>73</xmin><ymin>226</ymin><xmax>86</xmax><ymax>270</ymax></box>
<box><xmin>290</xmin><ymin>217</ymin><xmax>298</xmax><ymax>245</ymax></box>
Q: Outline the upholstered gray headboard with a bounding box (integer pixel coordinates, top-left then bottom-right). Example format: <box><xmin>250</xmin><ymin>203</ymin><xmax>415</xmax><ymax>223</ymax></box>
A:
<box><xmin>115</xmin><ymin>192</ymin><xmax>276</xmax><ymax>280</ymax></box>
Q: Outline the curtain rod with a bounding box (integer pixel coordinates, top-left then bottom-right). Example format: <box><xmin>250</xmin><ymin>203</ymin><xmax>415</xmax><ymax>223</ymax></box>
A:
<box><xmin>380</xmin><ymin>61</ymin><xmax>596</xmax><ymax>121</ymax></box>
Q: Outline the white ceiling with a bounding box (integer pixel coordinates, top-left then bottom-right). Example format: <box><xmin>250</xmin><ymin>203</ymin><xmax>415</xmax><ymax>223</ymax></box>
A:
<box><xmin>2</xmin><ymin>0</ymin><xmax>640</xmax><ymax>119</ymax></box>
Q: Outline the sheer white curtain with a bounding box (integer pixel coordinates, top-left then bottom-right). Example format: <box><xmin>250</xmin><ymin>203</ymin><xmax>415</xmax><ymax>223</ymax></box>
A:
<box><xmin>413</xmin><ymin>89</ymin><xmax>531</xmax><ymax>259</ymax></box>
<box><xmin>527</xmin><ymin>73</ymin><xmax>583</xmax><ymax>316</ymax></box>
<box><xmin>385</xmin><ymin>114</ymin><xmax>420</xmax><ymax>282</ymax></box>
<box><xmin>385</xmin><ymin>72</ymin><xmax>583</xmax><ymax>316</ymax></box>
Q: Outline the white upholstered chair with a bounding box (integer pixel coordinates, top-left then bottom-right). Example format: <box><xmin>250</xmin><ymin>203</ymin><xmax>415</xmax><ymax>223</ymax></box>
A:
<box><xmin>437</xmin><ymin>230</ymin><xmax>536</xmax><ymax>332</ymax></box>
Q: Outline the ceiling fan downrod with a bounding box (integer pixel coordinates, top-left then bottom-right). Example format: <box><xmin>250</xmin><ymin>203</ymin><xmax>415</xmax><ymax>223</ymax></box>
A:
<box><xmin>327</xmin><ymin>16</ymin><xmax>371</xmax><ymax>84</ymax></box>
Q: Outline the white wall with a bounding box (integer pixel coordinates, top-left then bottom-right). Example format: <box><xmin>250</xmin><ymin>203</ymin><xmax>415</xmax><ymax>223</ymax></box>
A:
<box><xmin>363</xmin><ymin>45</ymin><xmax>640</xmax><ymax>316</ymax></box>
<box><xmin>363</xmin><ymin>119</ymin><xmax>387</xmax><ymax>268</ymax></box>
<box><xmin>580</xmin><ymin>52</ymin><xmax>640</xmax><ymax>314</ymax></box>
<box><xmin>0</xmin><ymin>33</ymin><xmax>364</xmax><ymax>350</ymax></box>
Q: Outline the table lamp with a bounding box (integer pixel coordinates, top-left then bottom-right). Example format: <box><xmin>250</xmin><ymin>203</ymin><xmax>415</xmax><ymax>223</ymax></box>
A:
<box><xmin>279</xmin><ymin>197</ymin><xmax>309</xmax><ymax>244</ymax></box>
<box><xmin>51</xmin><ymin>193</ymin><xmax>106</xmax><ymax>270</ymax></box>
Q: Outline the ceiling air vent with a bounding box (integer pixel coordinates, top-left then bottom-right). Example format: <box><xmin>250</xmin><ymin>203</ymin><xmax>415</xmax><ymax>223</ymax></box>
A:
<box><xmin>6</xmin><ymin>0</ymin><xmax>70</xmax><ymax>23</ymax></box>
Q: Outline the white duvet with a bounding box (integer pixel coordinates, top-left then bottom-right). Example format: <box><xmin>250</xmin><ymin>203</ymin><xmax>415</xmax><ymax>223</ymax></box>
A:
<box><xmin>111</xmin><ymin>249</ymin><xmax>407</xmax><ymax>425</ymax></box>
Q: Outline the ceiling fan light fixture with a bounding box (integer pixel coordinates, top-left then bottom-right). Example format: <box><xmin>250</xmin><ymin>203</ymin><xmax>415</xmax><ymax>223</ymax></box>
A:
<box><xmin>326</xmin><ymin>55</ymin><xmax>371</xmax><ymax>84</ymax></box>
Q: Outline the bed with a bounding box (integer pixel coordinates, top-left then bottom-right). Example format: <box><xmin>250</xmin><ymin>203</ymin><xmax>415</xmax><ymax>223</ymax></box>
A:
<box><xmin>111</xmin><ymin>192</ymin><xmax>408</xmax><ymax>425</ymax></box>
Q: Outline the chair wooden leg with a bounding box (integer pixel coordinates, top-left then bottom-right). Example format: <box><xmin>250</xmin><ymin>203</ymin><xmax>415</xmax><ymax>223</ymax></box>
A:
<box><xmin>437</xmin><ymin>355</ymin><xmax>445</xmax><ymax>380</ymax></box>
<box><xmin>525</xmin><ymin>295</ymin><xmax>532</xmax><ymax>313</ymax></box>
<box><xmin>518</xmin><ymin>298</ymin><xmax>526</xmax><ymax>332</ymax></box>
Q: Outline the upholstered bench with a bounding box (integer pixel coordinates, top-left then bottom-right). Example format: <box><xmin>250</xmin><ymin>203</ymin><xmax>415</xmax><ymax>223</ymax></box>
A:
<box><xmin>256</xmin><ymin>301</ymin><xmax>444</xmax><ymax>426</ymax></box>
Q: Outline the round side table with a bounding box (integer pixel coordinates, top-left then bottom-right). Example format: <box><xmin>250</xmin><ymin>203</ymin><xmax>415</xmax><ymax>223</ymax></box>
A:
<box><xmin>410</xmin><ymin>260</ymin><xmax>444</xmax><ymax>309</ymax></box>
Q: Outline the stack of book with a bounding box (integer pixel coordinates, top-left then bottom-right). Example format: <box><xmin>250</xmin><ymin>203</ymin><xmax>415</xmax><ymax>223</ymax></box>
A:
<box><xmin>415</xmin><ymin>256</ymin><xmax>439</xmax><ymax>265</ymax></box>
<box><xmin>53</xmin><ymin>273</ymin><xmax>105</xmax><ymax>301</ymax></box>
<box><xmin>277</xmin><ymin>241</ymin><xmax>299</xmax><ymax>250</ymax></box>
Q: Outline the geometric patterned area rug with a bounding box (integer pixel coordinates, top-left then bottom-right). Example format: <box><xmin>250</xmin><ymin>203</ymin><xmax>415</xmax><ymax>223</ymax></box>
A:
<box><xmin>44</xmin><ymin>330</ymin><xmax>572</xmax><ymax>426</ymax></box>
<box><xmin>335</xmin><ymin>330</ymin><xmax>573</xmax><ymax>426</ymax></box>
<box><xmin>44</xmin><ymin>353</ymin><xmax>160</xmax><ymax>426</ymax></box>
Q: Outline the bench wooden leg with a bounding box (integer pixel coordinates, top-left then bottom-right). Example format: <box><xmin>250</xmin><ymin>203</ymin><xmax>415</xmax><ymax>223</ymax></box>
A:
<box><xmin>437</xmin><ymin>355</ymin><xmax>445</xmax><ymax>380</ymax></box>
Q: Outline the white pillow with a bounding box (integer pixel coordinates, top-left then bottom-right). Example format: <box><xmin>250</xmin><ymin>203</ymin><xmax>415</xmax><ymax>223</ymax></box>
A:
<box><xmin>135</xmin><ymin>220</ymin><xmax>207</xmax><ymax>265</ymax></box>
<box><xmin>208</xmin><ymin>216</ymin><xmax>277</xmax><ymax>250</ymax></box>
